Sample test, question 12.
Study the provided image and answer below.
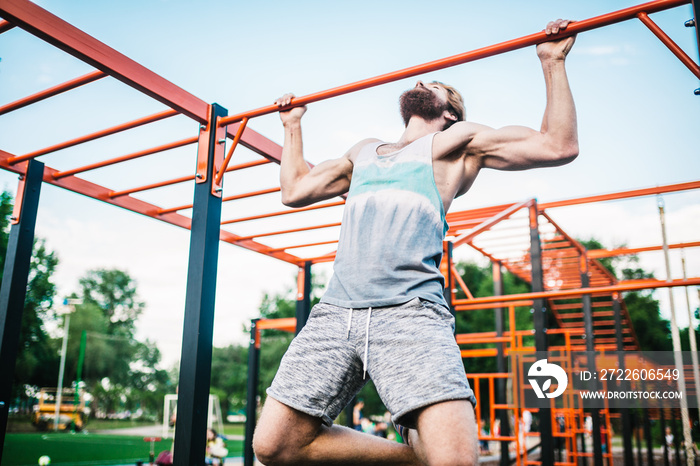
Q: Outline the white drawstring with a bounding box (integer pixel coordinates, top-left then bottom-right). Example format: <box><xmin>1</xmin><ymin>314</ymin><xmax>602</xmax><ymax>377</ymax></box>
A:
<box><xmin>363</xmin><ymin>307</ymin><xmax>372</xmax><ymax>379</ymax></box>
<box><xmin>346</xmin><ymin>308</ymin><xmax>354</xmax><ymax>339</ymax></box>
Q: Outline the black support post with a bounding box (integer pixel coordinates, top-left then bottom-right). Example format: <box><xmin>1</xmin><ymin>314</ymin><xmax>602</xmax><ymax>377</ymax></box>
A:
<box><xmin>662</xmin><ymin>406</ymin><xmax>670</xmax><ymax>466</ymax></box>
<box><xmin>0</xmin><ymin>160</ymin><xmax>43</xmax><ymax>462</ymax></box>
<box><xmin>644</xmin><ymin>409</ymin><xmax>654</xmax><ymax>466</ymax></box>
<box><xmin>174</xmin><ymin>103</ymin><xmax>227</xmax><ymax>466</ymax></box>
<box><xmin>581</xmin><ymin>255</ymin><xmax>603</xmax><ymax>466</ymax></box>
<box><xmin>492</xmin><ymin>261</ymin><xmax>510</xmax><ymax>466</ymax></box>
<box><xmin>614</xmin><ymin>296</ymin><xmax>634</xmax><ymax>466</ymax></box>
<box><xmin>443</xmin><ymin>241</ymin><xmax>455</xmax><ymax>318</ymax></box>
<box><xmin>295</xmin><ymin>261</ymin><xmax>312</xmax><ymax>334</ymax></box>
<box><xmin>244</xmin><ymin>320</ymin><xmax>260</xmax><ymax>466</ymax></box>
<box><xmin>528</xmin><ymin>202</ymin><xmax>553</xmax><ymax>466</ymax></box>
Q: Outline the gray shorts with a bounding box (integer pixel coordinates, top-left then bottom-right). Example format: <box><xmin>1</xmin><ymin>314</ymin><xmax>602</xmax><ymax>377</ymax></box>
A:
<box><xmin>267</xmin><ymin>297</ymin><xmax>477</xmax><ymax>429</ymax></box>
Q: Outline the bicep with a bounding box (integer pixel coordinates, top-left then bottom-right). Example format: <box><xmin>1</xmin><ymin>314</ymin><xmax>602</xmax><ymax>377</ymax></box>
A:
<box><xmin>470</xmin><ymin>125</ymin><xmax>566</xmax><ymax>171</ymax></box>
<box><xmin>283</xmin><ymin>156</ymin><xmax>353</xmax><ymax>207</ymax></box>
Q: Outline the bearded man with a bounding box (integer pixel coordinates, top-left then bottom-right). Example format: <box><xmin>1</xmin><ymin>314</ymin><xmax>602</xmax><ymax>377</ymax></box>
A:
<box><xmin>253</xmin><ymin>19</ymin><xmax>578</xmax><ymax>466</ymax></box>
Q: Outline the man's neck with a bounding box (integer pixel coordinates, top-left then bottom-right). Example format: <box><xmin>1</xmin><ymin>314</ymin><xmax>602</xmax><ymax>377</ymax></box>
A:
<box><xmin>396</xmin><ymin>117</ymin><xmax>444</xmax><ymax>146</ymax></box>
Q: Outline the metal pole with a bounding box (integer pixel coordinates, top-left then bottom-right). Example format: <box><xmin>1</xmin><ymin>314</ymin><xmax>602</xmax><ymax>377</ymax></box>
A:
<box><xmin>54</xmin><ymin>312</ymin><xmax>71</xmax><ymax>431</ymax></box>
<box><xmin>75</xmin><ymin>330</ymin><xmax>86</xmax><ymax>407</ymax></box>
<box><xmin>658</xmin><ymin>196</ymin><xmax>695</xmax><ymax>466</ymax></box>
<box><xmin>528</xmin><ymin>202</ymin><xmax>554</xmax><ymax>466</ymax></box>
<box><xmin>174</xmin><ymin>103</ymin><xmax>227</xmax><ymax>466</ymax></box>
<box><xmin>644</xmin><ymin>408</ymin><xmax>654</xmax><ymax>466</ymax></box>
<box><xmin>681</xmin><ymin>251</ymin><xmax>700</xmax><ymax>425</ymax></box>
<box><xmin>244</xmin><ymin>320</ymin><xmax>260</xmax><ymax>466</ymax></box>
<box><xmin>662</xmin><ymin>406</ymin><xmax>671</xmax><ymax>466</ymax></box>
<box><xmin>0</xmin><ymin>159</ymin><xmax>43</xmax><ymax>462</ymax></box>
<box><xmin>614</xmin><ymin>295</ymin><xmax>634</xmax><ymax>466</ymax></box>
<box><xmin>295</xmin><ymin>261</ymin><xmax>312</xmax><ymax>334</ymax></box>
<box><xmin>580</xmin><ymin>253</ymin><xmax>604</xmax><ymax>466</ymax></box>
<box><xmin>492</xmin><ymin>261</ymin><xmax>510</xmax><ymax>466</ymax></box>
<box><xmin>444</xmin><ymin>242</ymin><xmax>455</xmax><ymax>319</ymax></box>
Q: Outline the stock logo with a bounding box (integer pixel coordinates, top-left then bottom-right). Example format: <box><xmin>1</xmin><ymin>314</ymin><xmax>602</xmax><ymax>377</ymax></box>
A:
<box><xmin>528</xmin><ymin>359</ymin><xmax>568</xmax><ymax>399</ymax></box>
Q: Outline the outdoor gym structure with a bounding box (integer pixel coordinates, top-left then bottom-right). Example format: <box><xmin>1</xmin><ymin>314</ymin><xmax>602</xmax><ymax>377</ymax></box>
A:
<box><xmin>0</xmin><ymin>0</ymin><xmax>698</xmax><ymax>465</ymax></box>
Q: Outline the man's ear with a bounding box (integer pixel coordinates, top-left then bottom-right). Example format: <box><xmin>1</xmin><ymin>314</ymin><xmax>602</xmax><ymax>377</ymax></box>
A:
<box><xmin>443</xmin><ymin>110</ymin><xmax>458</xmax><ymax>122</ymax></box>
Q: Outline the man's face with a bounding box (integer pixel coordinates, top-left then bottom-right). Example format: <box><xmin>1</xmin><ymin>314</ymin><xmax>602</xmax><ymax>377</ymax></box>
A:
<box><xmin>399</xmin><ymin>81</ymin><xmax>450</xmax><ymax>126</ymax></box>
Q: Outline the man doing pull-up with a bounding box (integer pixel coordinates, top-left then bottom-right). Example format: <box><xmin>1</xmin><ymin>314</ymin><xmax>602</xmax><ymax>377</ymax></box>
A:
<box><xmin>254</xmin><ymin>19</ymin><xmax>578</xmax><ymax>466</ymax></box>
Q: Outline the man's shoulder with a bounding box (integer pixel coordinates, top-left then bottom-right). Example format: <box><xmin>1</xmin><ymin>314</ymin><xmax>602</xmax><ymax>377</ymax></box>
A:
<box><xmin>345</xmin><ymin>138</ymin><xmax>381</xmax><ymax>161</ymax></box>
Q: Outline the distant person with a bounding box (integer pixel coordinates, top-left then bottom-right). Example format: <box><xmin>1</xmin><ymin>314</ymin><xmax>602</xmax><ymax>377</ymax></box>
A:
<box><xmin>353</xmin><ymin>400</ymin><xmax>365</xmax><ymax>431</ymax></box>
<box><xmin>206</xmin><ymin>428</ymin><xmax>229</xmax><ymax>465</ymax></box>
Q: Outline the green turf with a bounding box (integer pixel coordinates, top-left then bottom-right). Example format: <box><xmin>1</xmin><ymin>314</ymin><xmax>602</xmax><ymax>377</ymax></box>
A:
<box><xmin>2</xmin><ymin>433</ymin><xmax>243</xmax><ymax>466</ymax></box>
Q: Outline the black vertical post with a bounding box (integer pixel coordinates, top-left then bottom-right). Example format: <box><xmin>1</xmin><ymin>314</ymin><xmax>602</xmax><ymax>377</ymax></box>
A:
<box><xmin>0</xmin><ymin>160</ymin><xmax>43</xmax><ymax>462</ymax></box>
<box><xmin>174</xmin><ymin>104</ymin><xmax>227</xmax><ymax>466</ymax></box>
<box><xmin>528</xmin><ymin>202</ymin><xmax>553</xmax><ymax>466</ymax></box>
<box><xmin>443</xmin><ymin>241</ymin><xmax>455</xmax><ymax>319</ymax></box>
<box><xmin>244</xmin><ymin>320</ymin><xmax>260</xmax><ymax>466</ymax></box>
<box><xmin>614</xmin><ymin>296</ymin><xmax>634</xmax><ymax>466</ymax></box>
<box><xmin>295</xmin><ymin>261</ymin><xmax>312</xmax><ymax>334</ymax></box>
<box><xmin>493</xmin><ymin>261</ymin><xmax>510</xmax><ymax>466</ymax></box>
<box><xmin>580</xmin><ymin>253</ymin><xmax>603</xmax><ymax>466</ymax></box>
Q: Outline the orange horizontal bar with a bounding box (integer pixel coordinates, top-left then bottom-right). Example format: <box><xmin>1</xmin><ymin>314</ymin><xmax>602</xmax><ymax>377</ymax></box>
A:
<box><xmin>454</xmin><ymin>277</ymin><xmax>700</xmax><ymax>306</ymax></box>
<box><xmin>256</xmin><ymin>317</ymin><xmax>297</xmax><ymax>332</ymax></box>
<box><xmin>221</xmin><ymin>200</ymin><xmax>345</xmax><ymax>225</ymax></box>
<box><xmin>540</xmin><ymin>180</ymin><xmax>700</xmax><ymax>209</ymax></box>
<box><xmin>0</xmin><ymin>70</ymin><xmax>107</xmax><ymax>116</ymax></box>
<box><xmin>454</xmin><ymin>200</ymin><xmax>532</xmax><ymax>247</ymax></box>
<box><xmin>109</xmin><ymin>174</ymin><xmax>194</xmax><ymax>198</ymax></box>
<box><xmin>219</xmin><ymin>0</ymin><xmax>689</xmax><ymax>127</ymax></box>
<box><xmin>234</xmin><ymin>222</ymin><xmax>342</xmax><ymax>242</ymax></box>
<box><xmin>454</xmin><ymin>300</ymin><xmax>534</xmax><ymax>311</ymax></box>
<box><xmin>158</xmin><ymin>186</ymin><xmax>281</xmax><ymax>215</ymax></box>
<box><xmin>226</xmin><ymin>158</ymin><xmax>271</xmax><ymax>172</ymax></box>
<box><xmin>267</xmin><ymin>239</ymin><xmax>338</xmax><ymax>253</ymax></box>
<box><xmin>9</xmin><ymin>109</ymin><xmax>179</xmax><ymax>163</ymax></box>
<box><xmin>0</xmin><ymin>19</ymin><xmax>14</xmax><ymax>33</ymax></box>
<box><xmin>637</xmin><ymin>12</ymin><xmax>700</xmax><ymax>79</ymax></box>
<box><xmin>461</xmin><ymin>348</ymin><xmax>499</xmax><ymax>358</ymax></box>
<box><xmin>589</xmin><ymin>241</ymin><xmax>700</xmax><ymax>258</ymax></box>
<box><xmin>53</xmin><ymin>136</ymin><xmax>197</xmax><ymax>180</ymax></box>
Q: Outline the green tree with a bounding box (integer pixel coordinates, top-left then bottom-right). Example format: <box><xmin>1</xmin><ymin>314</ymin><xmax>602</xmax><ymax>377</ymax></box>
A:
<box><xmin>79</xmin><ymin>269</ymin><xmax>144</xmax><ymax>334</ymax></box>
<box><xmin>0</xmin><ymin>191</ymin><xmax>60</xmax><ymax>405</ymax></box>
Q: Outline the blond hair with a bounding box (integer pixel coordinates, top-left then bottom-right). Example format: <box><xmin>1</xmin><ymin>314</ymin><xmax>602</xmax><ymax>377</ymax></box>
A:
<box><xmin>431</xmin><ymin>81</ymin><xmax>465</xmax><ymax>128</ymax></box>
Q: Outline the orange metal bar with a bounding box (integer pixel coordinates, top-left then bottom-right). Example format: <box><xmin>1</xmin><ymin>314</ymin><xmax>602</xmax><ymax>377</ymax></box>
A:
<box><xmin>0</xmin><ymin>0</ymin><xmax>210</xmax><ymax>123</ymax></box>
<box><xmin>9</xmin><ymin>109</ymin><xmax>179</xmax><ymax>164</ymax></box>
<box><xmin>221</xmin><ymin>200</ymin><xmax>345</xmax><ymax>225</ymax></box>
<box><xmin>0</xmin><ymin>18</ymin><xmax>14</xmax><ymax>33</ymax></box>
<box><xmin>256</xmin><ymin>317</ymin><xmax>297</xmax><ymax>333</ymax></box>
<box><xmin>225</xmin><ymin>158</ymin><xmax>271</xmax><ymax>172</ymax></box>
<box><xmin>234</xmin><ymin>222</ymin><xmax>341</xmax><ymax>242</ymax></box>
<box><xmin>451</xmin><ymin>264</ymin><xmax>474</xmax><ymax>299</ymax></box>
<box><xmin>454</xmin><ymin>200</ymin><xmax>532</xmax><ymax>247</ymax></box>
<box><xmin>454</xmin><ymin>300</ymin><xmax>533</xmax><ymax>311</ymax></box>
<box><xmin>588</xmin><ymin>240</ymin><xmax>700</xmax><ymax>258</ymax></box>
<box><xmin>158</xmin><ymin>187</ymin><xmax>280</xmax><ymax>215</ymax></box>
<box><xmin>214</xmin><ymin>117</ymin><xmax>248</xmax><ymax>186</ymax></box>
<box><xmin>0</xmin><ymin>70</ymin><xmax>107</xmax><ymax>116</ymax></box>
<box><xmin>267</xmin><ymin>239</ymin><xmax>338</xmax><ymax>253</ymax></box>
<box><xmin>52</xmin><ymin>136</ymin><xmax>198</xmax><ymax>180</ymax></box>
<box><xmin>454</xmin><ymin>277</ymin><xmax>700</xmax><ymax>306</ymax></box>
<box><xmin>637</xmin><ymin>12</ymin><xmax>700</xmax><ymax>78</ymax></box>
<box><xmin>540</xmin><ymin>180</ymin><xmax>700</xmax><ymax>209</ymax></box>
<box><xmin>109</xmin><ymin>174</ymin><xmax>194</xmax><ymax>198</ymax></box>
<box><xmin>219</xmin><ymin>0</ymin><xmax>689</xmax><ymax>127</ymax></box>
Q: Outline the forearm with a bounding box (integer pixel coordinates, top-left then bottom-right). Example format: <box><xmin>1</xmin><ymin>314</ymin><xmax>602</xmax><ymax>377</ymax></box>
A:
<box><xmin>279</xmin><ymin>121</ymin><xmax>310</xmax><ymax>202</ymax></box>
<box><xmin>540</xmin><ymin>58</ymin><xmax>578</xmax><ymax>156</ymax></box>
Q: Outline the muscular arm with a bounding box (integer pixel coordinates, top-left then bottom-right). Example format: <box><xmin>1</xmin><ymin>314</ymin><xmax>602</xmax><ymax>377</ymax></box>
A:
<box><xmin>437</xmin><ymin>20</ymin><xmax>579</xmax><ymax>171</ymax></box>
<box><xmin>277</xmin><ymin>93</ymin><xmax>372</xmax><ymax>207</ymax></box>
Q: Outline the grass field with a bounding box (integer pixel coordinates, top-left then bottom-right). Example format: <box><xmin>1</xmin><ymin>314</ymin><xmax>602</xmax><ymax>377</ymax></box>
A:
<box><xmin>3</xmin><ymin>432</ymin><xmax>244</xmax><ymax>466</ymax></box>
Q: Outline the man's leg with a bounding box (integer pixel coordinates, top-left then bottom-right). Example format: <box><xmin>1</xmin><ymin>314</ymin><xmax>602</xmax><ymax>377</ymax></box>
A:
<box><xmin>407</xmin><ymin>400</ymin><xmax>478</xmax><ymax>466</ymax></box>
<box><xmin>254</xmin><ymin>397</ymin><xmax>421</xmax><ymax>466</ymax></box>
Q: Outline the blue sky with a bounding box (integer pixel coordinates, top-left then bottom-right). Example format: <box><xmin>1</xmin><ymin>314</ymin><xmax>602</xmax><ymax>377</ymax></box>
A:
<box><xmin>1</xmin><ymin>0</ymin><xmax>699</xmax><ymax>366</ymax></box>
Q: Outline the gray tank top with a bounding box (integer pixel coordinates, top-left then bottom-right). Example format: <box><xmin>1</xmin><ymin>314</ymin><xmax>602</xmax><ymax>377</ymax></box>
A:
<box><xmin>320</xmin><ymin>133</ymin><xmax>449</xmax><ymax>309</ymax></box>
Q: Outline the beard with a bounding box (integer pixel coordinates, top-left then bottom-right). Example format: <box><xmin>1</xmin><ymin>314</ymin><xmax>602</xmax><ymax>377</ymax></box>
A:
<box><xmin>399</xmin><ymin>87</ymin><xmax>447</xmax><ymax>126</ymax></box>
